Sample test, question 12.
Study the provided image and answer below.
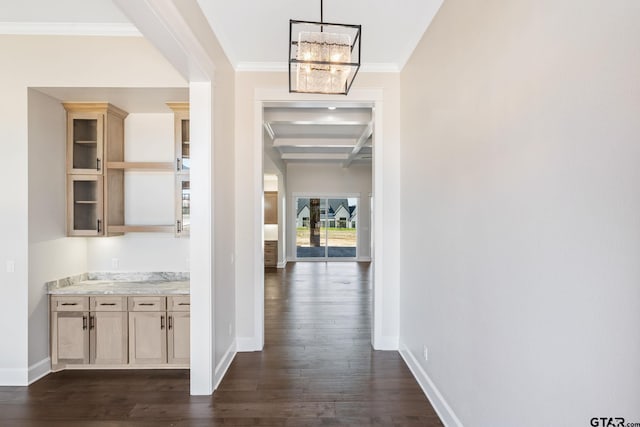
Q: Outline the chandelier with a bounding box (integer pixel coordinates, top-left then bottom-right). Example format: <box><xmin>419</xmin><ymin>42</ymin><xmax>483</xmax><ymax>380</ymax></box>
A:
<box><xmin>289</xmin><ymin>0</ymin><xmax>361</xmax><ymax>95</ymax></box>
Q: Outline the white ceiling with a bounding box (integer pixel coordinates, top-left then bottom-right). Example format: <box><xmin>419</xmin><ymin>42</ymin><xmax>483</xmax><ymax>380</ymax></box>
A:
<box><xmin>0</xmin><ymin>0</ymin><xmax>443</xmax><ymax>72</ymax></box>
<box><xmin>196</xmin><ymin>0</ymin><xmax>443</xmax><ymax>71</ymax></box>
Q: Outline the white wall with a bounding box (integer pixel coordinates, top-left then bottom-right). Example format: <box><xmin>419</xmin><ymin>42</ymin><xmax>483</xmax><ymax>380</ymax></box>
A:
<box><xmin>286</xmin><ymin>163</ymin><xmax>372</xmax><ymax>260</ymax></box>
<box><xmin>86</xmin><ymin>113</ymin><xmax>190</xmax><ymax>272</ymax></box>
<box><xmin>0</xmin><ymin>34</ymin><xmax>186</xmax><ymax>385</ymax></box>
<box><xmin>27</xmin><ymin>89</ymin><xmax>88</xmax><ymax>379</ymax></box>
<box><xmin>399</xmin><ymin>0</ymin><xmax>640</xmax><ymax>425</ymax></box>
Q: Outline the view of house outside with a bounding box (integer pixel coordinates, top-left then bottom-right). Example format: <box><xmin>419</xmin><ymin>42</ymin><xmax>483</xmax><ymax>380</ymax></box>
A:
<box><xmin>295</xmin><ymin>197</ymin><xmax>358</xmax><ymax>257</ymax></box>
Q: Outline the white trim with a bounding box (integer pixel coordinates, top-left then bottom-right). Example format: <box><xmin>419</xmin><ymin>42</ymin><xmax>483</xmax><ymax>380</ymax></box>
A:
<box><xmin>374</xmin><ymin>335</ymin><xmax>399</xmax><ymax>350</ymax></box>
<box><xmin>0</xmin><ymin>368</ymin><xmax>27</xmax><ymax>386</ymax></box>
<box><xmin>255</xmin><ymin>87</ymin><xmax>386</xmax><ymax>351</ymax></box>
<box><xmin>277</xmin><ymin>260</ymin><xmax>287</xmax><ymax>269</ymax></box>
<box><xmin>0</xmin><ymin>22</ymin><xmax>141</xmax><ymax>37</ymax></box>
<box><xmin>254</xmin><ymin>100</ymin><xmax>266</xmax><ymax>351</ymax></box>
<box><xmin>189</xmin><ymin>82</ymin><xmax>215</xmax><ymax>395</ymax></box>
<box><xmin>237</xmin><ymin>61</ymin><xmax>399</xmax><ymax>73</ymax></box>
<box><xmin>371</xmin><ymin>98</ymin><xmax>386</xmax><ymax>350</ymax></box>
<box><xmin>236</xmin><ymin>337</ymin><xmax>261</xmax><ymax>352</ymax></box>
<box><xmin>28</xmin><ymin>357</ymin><xmax>50</xmax><ymax>385</ymax></box>
<box><xmin>213</xmin><ymin>341</ymin><xmax>237</xmax><ymax>390</ymax></box>
<box><xmin>357</xmin><ymin>256</ymin><xmax>372</xmax><ymax>262</ymax></box>
<box><xmin>400</xmin><ymin>344</ymin><xmax>464</xmax><ymax>427</ymax></box>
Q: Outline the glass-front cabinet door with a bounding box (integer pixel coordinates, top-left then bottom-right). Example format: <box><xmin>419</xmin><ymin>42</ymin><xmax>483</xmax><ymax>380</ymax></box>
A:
<box><xmin>67</xmin><ymin>175</ymin><xmax>104</xmax><ymax>236</ymax></box>
<box><xmin>176</xmin><ymin>176</ymin><xmax>190</xmax><ymax>237</ymax></box>
<box><xmin>67</xmin><ymin>113</ymin><xmax>104</xmax><ymax>174</ymax></box>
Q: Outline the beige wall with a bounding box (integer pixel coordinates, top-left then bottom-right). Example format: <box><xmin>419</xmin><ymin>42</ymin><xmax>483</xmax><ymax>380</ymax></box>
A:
<box><xmin>0</xmin><ymin>34</ymin><xmax>186</xmax><ymax>384</ymax></box>
<box><xmin>400</xmin><ymin>0</ymin><xmax>640</xmax><ymax>425</ymax></box>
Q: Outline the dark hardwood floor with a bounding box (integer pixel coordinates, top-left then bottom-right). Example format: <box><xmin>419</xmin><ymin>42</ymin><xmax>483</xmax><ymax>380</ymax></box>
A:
<box><xmin>0</xmin><ymin>262</ymin><xmax>442</xmax><ymax>426</ymax></box>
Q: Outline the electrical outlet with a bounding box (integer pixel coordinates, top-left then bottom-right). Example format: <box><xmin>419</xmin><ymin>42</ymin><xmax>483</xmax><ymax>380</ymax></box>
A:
<box><xmin>228</xmin><ymin>323</ymin><xmax>232</xmax><ymax>336</ymax></box>
<box><xmin>111</xmin><ymin>258</ymin><xmax>119</xmax><ymax>269</ymax></box>
<box><xmin>6</xmin><ymin>260</ymin><xmax>15</xmax><ymax>273</ymax></box>
<box><xmin>423</xmin><ymin>345</ymin><xmax>428</xmax><ymax>362</ymax></box>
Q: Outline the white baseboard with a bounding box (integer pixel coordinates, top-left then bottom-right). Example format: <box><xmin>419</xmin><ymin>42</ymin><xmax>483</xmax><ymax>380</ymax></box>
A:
<box><xmin>400</xmin><ymin>344</ymin><xmax>464</xmax><ymax>427</ymax></box>
<box><xmin>213</xmin><ymin>340</ymin><xmax>236</xmax><ymax>391</ymax></box>
<box><xmin>357</xmin><ymin>256</ymin><xmax>372</xmax><ymax>262</ymax></box>
<box><xmin>0</xmin><ymin>368</ymin><xmax>28</xmax><ymax>386</ymax></box>
<box><xmin>373</xmin><ymin>335</ymin><xmax>399</xmax><ymax>350</ymax></box>
<box><xmin>28</xmin><ymin>357</ymin><xmax>51</xmax><ymax>384</ymax></box>
<box><xmin>277</xmin><ymin>260</ymin><xmax>287</xmax><ymax>269</ymax></box>
<box><xmin>236</xmin><ymin>337</ymin><xmax>261</xmax><ymax>352</ymax></box>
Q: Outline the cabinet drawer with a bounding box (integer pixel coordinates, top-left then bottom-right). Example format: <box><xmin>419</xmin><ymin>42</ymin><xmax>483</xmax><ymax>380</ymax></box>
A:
<box><xmin>91</xmin><ymin>296</ymin><xmax>126</xmax><ymax>311</ymax></box>
<box><xmin>128</xmin><ymin>296</ymin><xmax>166</xmax><ymax>311</ymax></box>
<box><xmin>51</xmin><ymin>296</ymin><xmax>89</xmax><ymax>312</ymax></box>
<box><xmin>168</xmin><ymin>296</ymin><xmax>190</xmax><ymax>312</ymax></box>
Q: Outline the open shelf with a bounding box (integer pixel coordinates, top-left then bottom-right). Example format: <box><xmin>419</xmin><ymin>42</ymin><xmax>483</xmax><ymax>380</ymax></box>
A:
<box><xmin>107</xmin><ymin>162</ymin><xmax>174</xmax><ymax>171</ymax></box>
<box><xmin>108</xmin><ymin>225</ymin><xmax>175</xmax><ymax>233</ymax></box>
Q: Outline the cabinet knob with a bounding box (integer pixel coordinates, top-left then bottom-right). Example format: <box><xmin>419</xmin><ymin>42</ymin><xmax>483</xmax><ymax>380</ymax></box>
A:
<box><xmin>160</xmin><ymin>315</ymin><xmax>165</xmax><ymax>330</ymax></box>
<box><xmin>168</xmin><ymin>315</ymin><xmax>173</xmax><ymax>330</ymax></box>
<box><xmin>96</xmin><ymin>158</ymin><xmax>101</xmax><ymax>171</ymax></box>
<box><xmin>96</xmin><ymin>219</ymin><xmax>102</xmax><ymax>233</ymax></box>
<box><xmin>82</xmin><ymin>315</ymin><xmax>87</xmax><ymax>330</ymax></box>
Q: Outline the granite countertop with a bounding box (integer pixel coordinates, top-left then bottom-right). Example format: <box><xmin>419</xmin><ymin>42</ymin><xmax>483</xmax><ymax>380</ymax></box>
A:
<box><xmin>47</xmin><ymin>272</ymin><xmax>190</xmax><ymax>295</ymax></box>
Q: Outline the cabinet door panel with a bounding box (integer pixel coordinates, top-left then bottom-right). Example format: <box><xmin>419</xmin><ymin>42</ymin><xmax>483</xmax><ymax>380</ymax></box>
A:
<box><xmin>168</xmin><ymin>312</ymin><xmax>190</xmax><ymax>365</ymax></box>
<box><xmin>52</xmin><ymin>311</ymin><xmax>89</xmax><ymax>368</ymax></box>
<box><xmin>90</xmin><ymin>312</ymin><xmax>128</xmax><ymax>365</ymax></box>
<box><xmin>129</xmin><ymin>312</ymin><xmax>167</xmax><ymax>364</ymax></box>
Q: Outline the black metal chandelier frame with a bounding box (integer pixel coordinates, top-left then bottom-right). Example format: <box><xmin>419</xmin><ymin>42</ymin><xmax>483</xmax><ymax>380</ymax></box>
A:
<box><xmin>288</xmin><ymin>0</ymin><xmax>362</xmax><ymax>95</ymax></box>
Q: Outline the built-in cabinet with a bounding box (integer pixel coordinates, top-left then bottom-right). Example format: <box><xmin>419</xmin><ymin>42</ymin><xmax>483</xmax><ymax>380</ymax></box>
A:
<box><xmin>64</xmin><ymin>103</ymin><xmax>127</xmax><ymax>237</ymax></box>
<box><xmin>51</xmin><ymin>295</ymin><xmax>190</xmax><ymax>371</ymax></box>
<box><xmin>264</xmin><ymin>191</ymin><xmax>278</xmax><ymax>267</ymax></box>
<box><xmin>168</xmin><ymin>102</ymin><xmax>190</xmax><ymax>237</ymax></box>
<box><xmin>264</xmin><ymin>240</ymin><xmax>278</xmax><ymax>267</ymax></box>
<box><xmin>64</xmin><ymin>102</ymin><xmax>191</xmax><ymax>237</ymax></box>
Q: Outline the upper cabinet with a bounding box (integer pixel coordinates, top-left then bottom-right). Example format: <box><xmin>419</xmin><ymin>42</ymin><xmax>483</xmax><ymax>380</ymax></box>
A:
<box><xmin>65</xmin><ymin>103</ymin><xmax>127</xmax><ymax>175</ymax></box>
<box><xmin>167</xmin><ymin>102</ymin><xmax>190</xmax><ymax>175</ymax></box>
<box><xmin>64</xmin><ymin>103</ymin><xmax>127</xmax><ymax>237</ymax></box>
<box><xmin>168</xmin><ymin>103</ymin><xmax>190</xmax><ymax>237</ymax></box>
<box><xmin>264</xmin><ymin>191</ymin><xmax>278</xmax><ymax>225</ymax></box>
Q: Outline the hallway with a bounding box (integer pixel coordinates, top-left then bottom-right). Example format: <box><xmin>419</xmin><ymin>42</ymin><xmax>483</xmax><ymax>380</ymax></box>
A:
<box><xmin>217</xmin><ymin>262</ymin><xmax>442</xmax><ymax>425</ymax></box>
<box><xmin>0</xmin><ymin>262</ymin><xmax>442</xmax><ymax>426</ymax></box>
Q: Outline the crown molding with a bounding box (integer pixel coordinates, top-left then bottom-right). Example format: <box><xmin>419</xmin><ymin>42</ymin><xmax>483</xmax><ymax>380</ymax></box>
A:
<box><xmin>0</xmin><ymin>22</ymin><xmax>141</xmax><ymax>37</ymax></box>
<box><xmin>236</xmin><ymin>61</ymin><xmax>399</xmax><ymax>73</ymax></box>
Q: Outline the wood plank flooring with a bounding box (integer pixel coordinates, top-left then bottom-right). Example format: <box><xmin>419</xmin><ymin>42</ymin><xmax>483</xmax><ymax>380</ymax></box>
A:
<box><xmin>0</xmin><ymin>262</ymin><xmax>442</xmax><ymax>426</ymax></box>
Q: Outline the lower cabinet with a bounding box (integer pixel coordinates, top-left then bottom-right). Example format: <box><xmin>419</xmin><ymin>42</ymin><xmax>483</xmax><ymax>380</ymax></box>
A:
<box><xmin>90</xmin><ymin>296</ymin><xmax>127</xmax><ymax>365</ymax></box>
<box><xmin>128</xmin><ymin>296</ymin><xmax>167</xmax><ymax>365</ymax></box>
<box><xmin>168</xmin><ymin>296</ymin><xmax>191</xmax><ymax>364</ymax></box>
<box><xmin>51</xmin><ymin>295</ymin><xmax>189</xmax><ymax>371</ymax></box>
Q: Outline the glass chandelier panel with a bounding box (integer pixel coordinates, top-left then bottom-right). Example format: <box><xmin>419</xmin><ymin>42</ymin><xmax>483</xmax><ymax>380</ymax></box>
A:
<box><xmin>289</xmin><ymin>18</ymin><xmax>361</xmax><ymax>95</ymax></box>
<box><xmin>296</xmin><ymin>31</ymin><xmax>352</xmax><ymax>94</ymax></box>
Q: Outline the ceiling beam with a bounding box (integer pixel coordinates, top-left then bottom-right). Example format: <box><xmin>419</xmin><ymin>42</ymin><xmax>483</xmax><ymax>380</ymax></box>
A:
<box><xmin>273</xmin><ymin>138</ymin><xmax>356</xmax><ymax>148</ymax></box>
<box><xmin>343</xmin><ymin>122</ymin><xmax>373</xmax><ymax>168</ymax></box>
<box><xmin>281</xmin><ymin>153</ymin><xmax>350</xmax><ymax>161</ymax></box>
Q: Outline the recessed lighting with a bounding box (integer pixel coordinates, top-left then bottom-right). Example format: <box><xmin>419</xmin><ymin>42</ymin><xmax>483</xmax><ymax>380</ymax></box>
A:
<box><xmin>328</xmin><ymin>106</ymin><xmax>336</xmax><ymax>110</ymax></box>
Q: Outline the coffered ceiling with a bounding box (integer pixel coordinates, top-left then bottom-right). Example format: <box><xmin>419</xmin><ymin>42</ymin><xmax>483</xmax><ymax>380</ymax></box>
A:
<box><xmin>264</xmin><ymin>104</ymin><xmax>373</xmax><ymax>166</ymax></box>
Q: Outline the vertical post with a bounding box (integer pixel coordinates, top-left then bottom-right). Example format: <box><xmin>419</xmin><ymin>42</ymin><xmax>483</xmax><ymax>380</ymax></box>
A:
<box><xmin>310</xmin><ymin>198</ymin><xmax>321</xmax><ymax>247</ymax></box>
